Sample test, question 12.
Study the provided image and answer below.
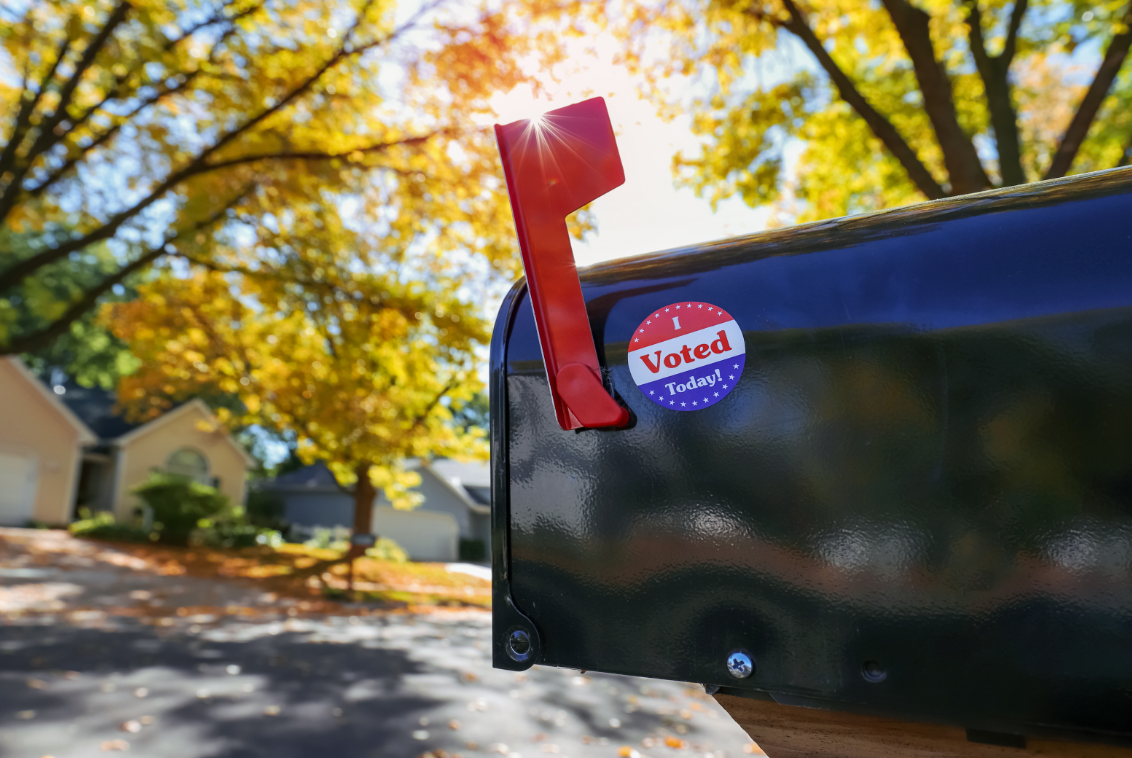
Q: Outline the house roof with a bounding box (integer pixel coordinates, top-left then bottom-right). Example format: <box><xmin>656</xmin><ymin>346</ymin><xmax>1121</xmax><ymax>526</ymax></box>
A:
<box><xmin>58</xmin><ymin>382</ymin><xmax>139</xmax><ymax>440</ymax></box>
<box><xmin>262</xmin><ymin>458</ymin><xmax>492</xmax><ymax>512</ymax></box>
<box><xmin>115</xmin><ymin>399</ymin><xmax>257</xmax><ymax>468</ymax></box>
<box><xmin>419</xmin><ymin>458</ymin><xmax>491</xmax><ymax>514</ymax></box>
<box><xmin>5</xmin><ymin>358</ymin><xmax>97</xmax><ymax>445</ymax></box>
<box><xmin>428</xmin><ymin>458</ymin><xmax>490</xmax><ymax>487</ymax></box>
<box><xmin>265</xmin><ymin>461</ymin><xmax>343</xmax><ymax>491</ymax></box>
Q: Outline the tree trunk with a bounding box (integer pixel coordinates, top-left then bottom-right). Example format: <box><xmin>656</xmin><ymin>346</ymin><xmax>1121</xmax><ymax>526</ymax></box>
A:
<box><xmin>350</xmin><ymin>462</ymin><xmax>376</xmax><ymax>559</ymax></box>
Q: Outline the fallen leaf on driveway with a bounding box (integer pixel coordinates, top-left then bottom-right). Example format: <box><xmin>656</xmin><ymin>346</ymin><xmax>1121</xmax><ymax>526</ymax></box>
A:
<box><xmin>120</xmin><ymin>721</ymin><xmax>141</xmax><ymax>733</ymax></box>
<box><xmin>27</xmin><ymin>678</ymin><xmax>47</xmax><ymax>689</ymax></box>
<box><xmin>100</xmin><ymin>740</ymin><xmax>129</xmax><ymax>751</ymax></box>
<box><xmin>17</xmin><ymin>710</ymin><xmax>36</xmax><ymax>719</ymax></box>
<box><xmin>447</xmin><ymin>719</ymin><xmax>461</xmax><ymax>730</ymax></box>
<box><xmin>664</xmin><ymin>736</ymin><xmax>686</xmax><ymax>748</ymax></box>
<box><xmin>263</xmin><ymin>705</ymin><xmax>281</xmax><ymax>716</ymax></box>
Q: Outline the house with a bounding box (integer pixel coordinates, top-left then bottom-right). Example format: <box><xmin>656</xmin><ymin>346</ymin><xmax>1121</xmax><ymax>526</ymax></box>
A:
<box><xmin>260</xmin><ymin>458</ymin><xmax>491</xmax><ymax>562</ymax></box>
<box><xmin>0</xmin><ymin>357</ymin><xmax>254</xmax><ymax>526</ymax></box>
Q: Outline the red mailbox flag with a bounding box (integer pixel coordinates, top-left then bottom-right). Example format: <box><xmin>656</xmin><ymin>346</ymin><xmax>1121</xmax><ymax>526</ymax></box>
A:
<box><xmin>494</xmin><ymin>98</ymin><xmax>631</xmax><ymax>430</ymax></box>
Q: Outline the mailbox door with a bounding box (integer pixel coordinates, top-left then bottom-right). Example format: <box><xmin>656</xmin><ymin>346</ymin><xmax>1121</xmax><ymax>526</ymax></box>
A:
<box><xmin>492</xmin><ymin>168</ymin><xmax>1132</xmax><ymax>744</ymax></box>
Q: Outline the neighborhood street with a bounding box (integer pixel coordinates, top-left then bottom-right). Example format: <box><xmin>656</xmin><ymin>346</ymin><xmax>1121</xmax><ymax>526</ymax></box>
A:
<box><xmin>0</xmin><ymin>529</ymin><xmax>761</xmax><ymax>758</ymax></box>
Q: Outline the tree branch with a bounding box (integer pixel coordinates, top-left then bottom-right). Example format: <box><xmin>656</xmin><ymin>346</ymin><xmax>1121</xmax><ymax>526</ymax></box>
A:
<box><xmin>0</xmin><ymin>191</ymin><xmax>246</xmax><ymax>356</ymax></box>
<box><xmin>880</xmin><ymin>0</ymin><xmax>990</xmax><ymax>193</ymax></box>
<box><xmin>198</xmin><ymin>132</ymin><xmax>444</xmax><ymax>173</ymax></box>
<box><xmin>0</xmin><ymin>33</ymin><xmax>72</xmax><ymax>182</ymax></box>
<box><xmin>0</xmin><ymin>3</ymin><xmax>131</xmax><ymax>218</ymax></box>
<box><xmin>0</xmin><ymin>1</ymin><xmax>425</xmax><ymax>295</ymax></box>
<box><xmin>23</xmin><ymin>71</ymin><xmax>202</xmax><ymax>202</ymax></box>
<box><xmin>774</xmin><ymin>0</ymin><xmax>946</xmax><ymax>199</ymax></box>
<box><xmin>51</xmin><ymin>1</ymin><xmax>132</xmax><ymax>122</ymax></box>
<box><xmin>966</xmin><ymin>0</ymin><xmax>1027</xmax><ymax>185</ymax></box>
<box><xmin>1002</xmin><ymin>0</ymin><xmax>1027</xmax><ymax>65</ymax></box>
<box><xmin>1045</xmin><ymin>7</ymin><xmax>1132</xmax><ymax>179</ymax></box>
<box><xmin>1</xmin><ymin>244</ymin><xmax>166</xmax><ymax>356</ymax></box>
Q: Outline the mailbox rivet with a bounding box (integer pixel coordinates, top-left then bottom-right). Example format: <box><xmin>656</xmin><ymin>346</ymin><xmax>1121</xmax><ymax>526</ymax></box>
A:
<box><xmin>861</xmin><ymin>660</ymin><xmax>886</xmax><ymax>683</ymax></box>
<box><xmin>726</xmin><ymin>651</ymin><xmax>753</xmax><ymax>679</ymax></box>
<box><xmin>507</xmin><ymin>629</ymin><xmax>532</xmax><ymax>662</ymax></box>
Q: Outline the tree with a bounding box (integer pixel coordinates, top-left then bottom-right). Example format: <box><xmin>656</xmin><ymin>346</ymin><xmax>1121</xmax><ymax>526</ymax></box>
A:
<box><xmin>105</xmin><ymin>265</ymin><xmax>489</xmax><ymax>547</ymax></box>
<box><xmin>0</xmin><ymin>0</ymin><xmax>558</xmax><ymax>354</ymax></box>
<box><xmin>605</xmin><ymin>0</ymin><xmax>1132</xmax><ymax>221</ymax></box>
<box><xmin>1</xmin><ymin>228</ymin><xmax>139</xmax><ymax>388</ymax></box>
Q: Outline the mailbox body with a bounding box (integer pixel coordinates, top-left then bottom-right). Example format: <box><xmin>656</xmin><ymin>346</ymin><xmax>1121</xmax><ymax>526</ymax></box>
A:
<box><xmin>491</xmin><ymin>168</ymin><xmax>1132</xmax><ymax>744</ymax></box>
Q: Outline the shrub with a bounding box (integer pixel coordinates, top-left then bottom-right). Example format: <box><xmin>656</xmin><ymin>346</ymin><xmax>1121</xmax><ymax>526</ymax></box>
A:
<box><xmin>70</xmin><ymin>509</ymin><xmax>153</xmax><ymax>543</ymax></box>
<box><xmin>196</xmin><ymin>522</ymin><xmax>283</xmax><ymax>549</ymax></box>
<box><xmin>245</xmin><ymin>489</ymin><xmax>288</xmax><ymax>530</ymax></box>
<box><xmin>458</xmin><ymin>538</ymin><xmax>486</xmax><ymax>562</ymax></box>
<box><xmin>301</xmin><ymin>526</ymin><xmax>351</xmax><ymax>551</ymax></box>
<box><xmin>132</xmin><ymin>472</ymin><xmax>230</xmax><ymax>546</ymax></box>
<box><xmin>366</xmin><ymin>537</ymin><xmax>408</xmax><ymax>563</ymax></box>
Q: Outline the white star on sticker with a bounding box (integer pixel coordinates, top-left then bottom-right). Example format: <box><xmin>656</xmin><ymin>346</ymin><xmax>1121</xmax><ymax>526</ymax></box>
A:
<box><xmin>681</xmin><ymin>402</ymin><xmax>686</xmax><ymax>407</ymax></box>
<box><xmin>698</xmin><ymin>304</ymin><xmax>703</xmax><ymax>308</ymax></box>
<box><xmin>676</xmin><ymin>305</ymin><xmax>681</xmax><ymax>309</ymax></box>
<box><xmin>714</xmin><ymin>392</ymin><xmax>719</xmax><ymax>397</ymax></box>
<box><xmin>692</xmin><ymin>401</ymin><xmax>697</xmax><ymax>405</ymax></box>
<box><xmin>733</xmin><ymin>364</ymin><xmax>739</xmax><ymax>369</ymax></box>
<box><xmin>665</xmin><ymin>308</ymin><xmax>670</xmax><ymax>312</ymax></box>
<box><xmin>723</xmin><ymin>384</ymin><xmax>728</xmax><ymax>389</ymax></box>
<box><xmin>703</xmin><ymin>397</ymin><xmax>708</xmax><ymax>402</ymax></box>
<box><xmin>670</xmin><ymin>400</ymin><xmax>675</xmax><ymax>404</ymax></box>
<box><xmin>646</xmin><ymin>320</ymin><xmax>651</xmax><ymax>325</ymax></box>
<box><xmin>729</xmin><ymin>375</ymin><xmax>734</xmax><ymax>379</ymax></box>
<box><xmin>634</xmin><ymin>338</ymin><xmax>639</xmax><ymax>342</ymax></box>
<box><xmin>649</xmin><ymin>390</ymin><xmax>654</xmax><ymax>395</ymax></box>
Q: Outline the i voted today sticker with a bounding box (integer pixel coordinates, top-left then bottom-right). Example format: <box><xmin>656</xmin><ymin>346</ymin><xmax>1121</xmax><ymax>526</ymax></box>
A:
<box><xmin>628</xmin><ymin>301</ymin><xmax>745</xmax><ymax>412</ymax></box>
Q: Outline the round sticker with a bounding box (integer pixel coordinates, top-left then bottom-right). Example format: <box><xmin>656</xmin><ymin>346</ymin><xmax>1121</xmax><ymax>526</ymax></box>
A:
<box><xmin>628</xmin><ymin>301</ymin><xmax>745</xmax><ymax>411</ymax></box>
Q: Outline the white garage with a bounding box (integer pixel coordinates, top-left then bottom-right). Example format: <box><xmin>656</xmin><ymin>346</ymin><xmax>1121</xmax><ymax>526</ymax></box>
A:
<box><xmin>0</xmin><ymin>452</ymin><xmax>39</xmax><ymax>525</ymax></box>
<box><xmin>372</xmin><ymin>506</ymin><xmax>459</xmax><ymax>562</ymax></box>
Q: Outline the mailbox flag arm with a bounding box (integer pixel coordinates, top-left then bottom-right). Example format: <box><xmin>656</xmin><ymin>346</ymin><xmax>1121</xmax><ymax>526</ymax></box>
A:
<box><xmin>494</xmin><ymin>98</ymin><xmax>630</xmax><ymax>431</ymax></box>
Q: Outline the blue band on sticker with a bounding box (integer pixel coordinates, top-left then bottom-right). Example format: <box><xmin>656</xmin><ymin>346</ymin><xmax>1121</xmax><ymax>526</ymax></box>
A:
<box><xmin>628</xmin><ymin>301</ymin><xmax>745</xmax><ymax>411</ymax></box>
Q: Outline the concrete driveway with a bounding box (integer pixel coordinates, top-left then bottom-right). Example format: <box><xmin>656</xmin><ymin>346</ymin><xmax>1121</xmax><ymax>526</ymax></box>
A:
<box><xmin>0</xmin><ymin>529</ymin><xmax>761</xmax><ymax>758</ymax></box>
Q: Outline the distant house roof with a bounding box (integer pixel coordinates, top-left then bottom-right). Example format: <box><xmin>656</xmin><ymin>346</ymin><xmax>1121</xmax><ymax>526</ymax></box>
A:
<box><xmin>418</xmin><ymin>458</ymin><xmax>491</xmax><ymax>514</ymax></box>
<box><xmin>263</xmin><ymin>461</ymin><xmax>344</xmax><ymax>492</ymax></box>
<box><xmin>428</xmin><ymin>458</ymin><xmax>489</xmax><ymax>487</ymax></box>
<box><xmin>58</xmin><ymin>382</ymin><xmax>139</xmax><ymax>440</ymax></box>
<box><xmin>262</xmin><ymin>458</ymin><xmax>491</xmax><ymax>511</ymax></box>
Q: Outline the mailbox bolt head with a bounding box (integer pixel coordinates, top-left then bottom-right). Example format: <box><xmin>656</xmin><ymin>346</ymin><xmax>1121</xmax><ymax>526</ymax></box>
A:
<box><xmin>726</xmin><ymin>651</ymin><xmax>753</xmax><ymax>679</ymax></box>
<box><xmin>507</xmin><ymin>629</ymin><xmax>532</xmax><ymax>662</ymax></box>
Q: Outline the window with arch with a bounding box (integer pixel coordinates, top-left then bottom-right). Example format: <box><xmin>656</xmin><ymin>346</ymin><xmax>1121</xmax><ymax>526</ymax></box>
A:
<box><xmin>166</xmin><ymin>447</ymin><xmax>210</xmax><ymax>485</ymax></box>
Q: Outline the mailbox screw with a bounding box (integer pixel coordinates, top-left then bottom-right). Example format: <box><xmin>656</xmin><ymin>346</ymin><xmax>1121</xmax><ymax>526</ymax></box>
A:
<box><xmin>506</xmin><ymin>629</ymin><xmax>532</xmax><ymax>662</ymax></box>
<box><xmin>726</xmin><ymin>651</ymin><xmax>753</xmax><ymax>679</ymax></box>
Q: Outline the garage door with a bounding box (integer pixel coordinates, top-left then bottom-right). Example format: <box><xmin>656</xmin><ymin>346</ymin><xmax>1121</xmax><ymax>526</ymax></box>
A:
<box><xmin>372</xmin><ymin>506</ymin><xmax>458</xmax><ymax>562</ymax></box>
<box><xmin>0</xmin><ymin>453</ymin><xmax>37</xmax><ymax>526</ymax></box>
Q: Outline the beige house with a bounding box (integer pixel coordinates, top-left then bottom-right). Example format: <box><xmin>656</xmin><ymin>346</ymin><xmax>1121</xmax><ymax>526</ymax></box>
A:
<box><xmin>0</xmin><ymin>357</ymin><xmax>254</xmax><ymax>526</ymax></box>
<box><xmin>0</xmin><ymin>358</ymin><xmax>96</xmax><ymax>525</ymax></box>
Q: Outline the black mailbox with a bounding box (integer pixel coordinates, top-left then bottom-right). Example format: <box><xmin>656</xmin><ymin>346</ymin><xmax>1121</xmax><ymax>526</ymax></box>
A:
<box><xmin>490</xmin><ymin>98</ymin><xmax>1132</xmax><ymax>752</ymax></box>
